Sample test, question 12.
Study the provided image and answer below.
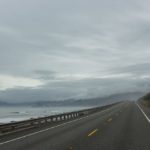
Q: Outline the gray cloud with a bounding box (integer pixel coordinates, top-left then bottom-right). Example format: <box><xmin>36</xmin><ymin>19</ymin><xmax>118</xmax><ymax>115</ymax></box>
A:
<box><xmin>34</xmin><ymin>70</ymin><xmax>57</xmax><ymax>80</ymax></box>
<box><xmin>0</xmin><ymin>0</ymin><xmax>150</xmax><ymax>102</ymax></box>
<box><xmin>112</xmin><ymin>63</ymin><xmax>150</xmax><ymax>75</ymax></box>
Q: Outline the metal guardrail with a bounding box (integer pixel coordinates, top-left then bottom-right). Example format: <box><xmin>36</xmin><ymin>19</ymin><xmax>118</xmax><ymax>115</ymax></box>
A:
<box><xmin>0</xmin><ymin>102</ymin><xmax>119</xmax><ymax>136</ymax></box>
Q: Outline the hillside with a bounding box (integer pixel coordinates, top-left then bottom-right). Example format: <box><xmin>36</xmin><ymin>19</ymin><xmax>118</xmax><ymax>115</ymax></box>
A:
<box><xmin>139</xmin><ymin>93</ymin><xmax>150</xmax><ymax>107</ymax></box>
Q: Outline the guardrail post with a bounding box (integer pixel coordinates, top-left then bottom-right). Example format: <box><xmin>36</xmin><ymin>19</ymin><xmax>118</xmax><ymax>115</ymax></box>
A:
<box><xmin>61</xmin><ymin>116</ymin><xmax>63</xmax><ymax>121</ymax></box>
<box><xmin>68</xmin><ymin>115</ymin><xmax>70</xmax><ymax>119</ymax></box>
<box><xmin>38</xmin><ymin>120</ymin><xmax>41</xmax><ymax>127</ymax></box>
<box><xmin>11</xmin><ymin>125</ymin><xmax>15</xmax><ymax>130</ymax></box>
<box><xmin>44</xmin><ymin>119</ymin><xmax>47</xmax><ymax>124</ymax></box>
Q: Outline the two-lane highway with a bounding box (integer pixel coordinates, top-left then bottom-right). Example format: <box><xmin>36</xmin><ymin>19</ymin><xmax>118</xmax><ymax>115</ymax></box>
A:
<box><xmin>0</xmin><ymin>101</ymin><xmax>150</xmax><ymax>150</ymax></box>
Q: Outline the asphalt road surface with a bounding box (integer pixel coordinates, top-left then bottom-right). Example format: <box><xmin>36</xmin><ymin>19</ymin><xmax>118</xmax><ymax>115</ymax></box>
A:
<box><xmin>0</xmin><ymin>101</ymin><xmax>150</xmax><ymax>150</ymax></box>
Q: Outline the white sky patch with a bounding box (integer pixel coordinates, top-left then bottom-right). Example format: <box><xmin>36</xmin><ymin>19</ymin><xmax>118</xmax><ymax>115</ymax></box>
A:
<box><xmin>0</xmin><ymin>75</ymin><xmax>43</xmax><ymax>90</ymax></box>
<box><xmin>98</xmin><ymin>73</ymin><xmax>133</xmax><ymax>79</ymax></box>
<box><xmin>45</xmin><ymin>73</ymin><xmax>133</xmax><ymax>82</ymax></box>
<box><xmin>139</xmin><ymin>75</ymin><xmax>150</xmax><ymax>79</ymax></box>
<box><xmin>57</xmin><ymin>74</ymin><xmax>93</xmax><ymax>80</ymax></box>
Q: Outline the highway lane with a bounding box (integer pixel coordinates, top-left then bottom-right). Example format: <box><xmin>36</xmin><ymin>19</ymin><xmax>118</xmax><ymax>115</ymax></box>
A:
<box><xmin>72</xmin><ymin>102</ymin><xmax>150</xmax><ymax>150</ymax></box>
<box><xmin>0</xmin><ymin>101</ymin><xmax>150</xmax><ymax>150</ymax></box>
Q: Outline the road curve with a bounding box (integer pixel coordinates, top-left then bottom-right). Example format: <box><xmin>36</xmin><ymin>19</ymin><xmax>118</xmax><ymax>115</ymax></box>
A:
<box><xmin>0</xmin><ymin>101</ymin><xmax>150</xmax><ymax>150</ymax></box>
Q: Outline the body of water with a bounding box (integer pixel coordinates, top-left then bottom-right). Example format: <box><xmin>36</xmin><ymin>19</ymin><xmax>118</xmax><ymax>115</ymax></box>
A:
<box><xmin>0</xmin><ymin>106</ymin><xmax>89</xmax><ymax>124</ymax></box>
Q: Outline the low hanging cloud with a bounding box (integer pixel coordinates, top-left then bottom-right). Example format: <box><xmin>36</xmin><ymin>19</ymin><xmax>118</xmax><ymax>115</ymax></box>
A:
<box><xmin>0</xmin><ymin>0</ymin><xmax>150</xmax><ymax>102</ymax></box>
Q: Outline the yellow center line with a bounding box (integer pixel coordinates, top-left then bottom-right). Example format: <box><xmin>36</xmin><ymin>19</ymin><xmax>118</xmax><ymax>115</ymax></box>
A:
<box><xmin>107</xmin><ymin>118</ymin><xmax>112</xmax><ymax>122</ymax></box>
<box><xmin>88</xmin><ymin>129</ymin><xmax>98</xmax><ymax>137</ymax></box>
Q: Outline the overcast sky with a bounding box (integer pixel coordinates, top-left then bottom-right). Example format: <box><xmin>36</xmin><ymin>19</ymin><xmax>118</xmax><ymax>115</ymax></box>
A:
<box><xmin>0</xmin><ymin>0</ymin><xmax>150</xmax><ymax>102</ymax></box>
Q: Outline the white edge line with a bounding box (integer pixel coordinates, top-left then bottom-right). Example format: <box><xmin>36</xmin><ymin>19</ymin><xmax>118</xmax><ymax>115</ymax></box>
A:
<box><xmin>136</xmin><ymin>103</ymin><xmax>150</xmax><ymax>123</ymax></box>
<box><xmin>0</xmin><ymin>105</ymin><xmax>116</xmax><ymax>146</ymax></box>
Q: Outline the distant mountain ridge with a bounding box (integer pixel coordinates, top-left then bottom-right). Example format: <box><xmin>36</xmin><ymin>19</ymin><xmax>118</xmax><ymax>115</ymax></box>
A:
<box><xmin>0</xmin><ymin>92</ymin><xmax>144</xmax><ymax>107</ymax></box>
<box><xmin>0</xmin><ymin>101</ymin><xmax>9</xmax><ymax>106</ymax></box>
